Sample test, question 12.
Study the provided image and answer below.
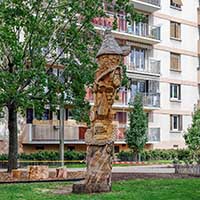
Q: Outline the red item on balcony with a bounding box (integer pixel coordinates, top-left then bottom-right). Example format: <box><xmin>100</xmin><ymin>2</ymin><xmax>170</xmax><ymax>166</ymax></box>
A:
<box><xmin>79</xmin><ymin>127</ymin><xmax>87</xmax><ymax>140</ymax></box>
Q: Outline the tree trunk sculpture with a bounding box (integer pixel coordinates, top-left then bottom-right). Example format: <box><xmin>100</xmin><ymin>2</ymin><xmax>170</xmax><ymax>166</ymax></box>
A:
<box><xmin>73</xmin><ymin>29</ymin><xmax>130</xmax><ymax>193</ymax></box>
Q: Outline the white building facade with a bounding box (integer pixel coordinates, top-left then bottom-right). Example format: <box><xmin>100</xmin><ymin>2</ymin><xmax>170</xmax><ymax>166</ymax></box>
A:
<box><xmin>112</xmin><ymin>0</ymin><xmax>200</xmax><ymax>150</ymax></box>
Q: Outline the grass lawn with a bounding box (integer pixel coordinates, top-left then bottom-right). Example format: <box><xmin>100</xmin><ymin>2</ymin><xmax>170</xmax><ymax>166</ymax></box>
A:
<box><xmin>0</xmin><ymin>178</ymin><xmax>200</xmax><ymax>200</ymax></box>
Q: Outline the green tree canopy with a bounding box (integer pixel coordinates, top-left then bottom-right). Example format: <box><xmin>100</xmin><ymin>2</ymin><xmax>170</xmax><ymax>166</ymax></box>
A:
<box><xmin>125</xmin><ymin>93</ymin><xmax>148</xmax><ymax>161</ymax></box>
<box><xmin>0</xmin><ymin>0</ymin><xmax>143</xmax><ymax>172</ymax></box>
<box><xmin>184</xmin><ymin>109</ymin><xmax>200</xmax><ymax>152</ymax></box>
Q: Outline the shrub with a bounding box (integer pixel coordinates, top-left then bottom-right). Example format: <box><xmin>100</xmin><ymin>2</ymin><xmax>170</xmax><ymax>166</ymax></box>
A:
<box><xmin>117</xmin><ymin>149</ymin><xmax>190</xmax><ymax>162</ymax></box>
<box><xmin>0</xmin><ymin>151</ymin><xmax>86</xmax><ymax>161</ymax></box>
<box><xmin>0</xmin><ymin>154</ymin><xmax>8</xmax><ymax>161</ymax></box>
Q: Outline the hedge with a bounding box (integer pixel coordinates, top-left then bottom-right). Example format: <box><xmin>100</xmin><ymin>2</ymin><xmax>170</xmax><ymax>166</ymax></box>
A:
<box><xmin>117</xmin><ymin>149</ymin><xmax>191</xmax><ymax>162</ymax></box>
<box><xmin>0</xmin><ymin>150</ymin><xmax>86</xmax><ymax>161</ymax></box>
<box><xmin>0</xmin><ymin>149</ymin><xmax>192</xmax><ymax>162</ymax></box>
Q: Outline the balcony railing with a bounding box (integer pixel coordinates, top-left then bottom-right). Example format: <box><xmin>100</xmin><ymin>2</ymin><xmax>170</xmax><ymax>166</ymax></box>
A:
<box><xmin>129</xmin><ymin>93</ymin><xmax>160</xmax><ymax>108</ymax></box>
<box><xmin>126</xmin><ymin>58</ymin><xmax>160</xmax><ymax>75</ymax></box>
<box><xmin>31</xmin><ymin>124</ymin><xmax>87</xmax><ymax>141</ymax></box>
<box><xmin>92</xmin><ymin>15</ymin><xmax>161</xmax><ymax>41</ymax></box>
<box><xmin>148</xmin><ymin>127</ymin><xmax>160</xmax><ymax>142</ymax></box>
<box><xmin>115</xmin><ymin>127</ymin><xmax>161</xmax><ymax>143</ymax></box>
<box><xmin>28</xmin><ymin>122</ymin><xmax>160</xmax><ymax>144</ymax></box>
<box><xmin>87</xmin><ymin>90</ymin><xmax>160</xmax><ymax>108</ymax></box>
<box><xmin>138</xmin><ymin>0</ymin><xmax>160</xmax><ymax>6</ymax></box>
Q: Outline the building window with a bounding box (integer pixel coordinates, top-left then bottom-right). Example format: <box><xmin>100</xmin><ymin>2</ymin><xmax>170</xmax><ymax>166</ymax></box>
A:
<box><xmin>170</xmin><ymin>53</ymin><xmax>181</xmax><ymax>71</ymax></box>
<box><xmin>170</xmin><ymin>21</ymin><xmax>181</xmax><ymax>39</ymax></box>
<box><xmin>114</xmin><ymin>146</ymin><xmax>120</xmax><ymax>153</ymax></box>
<box><xmin>35</xmin><ymin>109</ymin><xmax>53</xmax><ymax>120</ymax></box>
<box><xmin>114</xmin><ymin>112</ymin><xmax>127</xmax><ymax>124</ymax></box>
<box><xmin>170</xmin><ymin>0</ymin><xmax>182</xmax><ymax>10</ymax></box>
<box><xmin>170</xmin><ymin>115</ymin><xmax>183</xmax><ymax>131</ymax></box>
<box><xmin>128</xmin><ymin>47</ymin><xmax>146</xmax><ymax>71</ymax></box>
<box><xmin>170</xmin><ymin>83</ymin><xmax>181</xmax><ymax>100</ymax></box>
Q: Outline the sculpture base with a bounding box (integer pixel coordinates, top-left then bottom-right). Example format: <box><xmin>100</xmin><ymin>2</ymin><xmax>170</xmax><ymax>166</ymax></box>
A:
<box><xmin>72</xmin><ymin>182</ymin><xmax>111</xmax><ymax>193</ymax></box>
<box><xmin>72</xmin><ymin>144</ymin><xmax>113</xmax><ymax>194</ymax></box>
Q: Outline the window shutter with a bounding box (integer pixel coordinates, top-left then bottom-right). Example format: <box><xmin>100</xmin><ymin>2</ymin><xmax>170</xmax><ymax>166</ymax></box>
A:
<box><xmin>170</xmin><ymin>84</ymin><xmax>173</xmax><ymax>98</ymax></box>
<box><xmin>170</xmin><ymin>54</ymin><xmax>173</xmax><ymax>69</ymax></box>
<box><xmin>170</xmin><ymin>22</ymin><xmax>175</xmax><ymax>38</ymax></box>
<box><xmin>174</xmin><ymin>55</ymin><xmax>178</xmax><ymax>70</ymax></box>
<box><xmin>177</xmin><ymin>23</ymin><xmax>181</xmax><ymax>39</ymax></box>
<box><xmin>171</xmin><ymin>53</ymin><xmax>180</xmax><ymax>71</ymax></box>
<box><xmin>178</xmin><ymin>115</ymin><xmax>183</xmax><ymax>131</ymax></box>
<box><xmin>172</xmin><ymin>0</ymin><xmax>183</xmax><ymax>6</ymax></box>
<box><xmin>170</xmin><ymin>115</ymin><xmax>172</xmax><ymax>131</ymax></box>
<box><xmin>178</xmin><ymin>85</ymin><xmax>181</xmax><ymax>100</ymax></box>
<box><xmin>177</xmin><ymin>54</ymin><xmax>181</xmax><ymax>70</ymax></box>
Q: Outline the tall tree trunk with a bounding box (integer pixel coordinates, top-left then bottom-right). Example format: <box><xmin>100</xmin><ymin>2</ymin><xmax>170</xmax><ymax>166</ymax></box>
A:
<box><xmin>7</xmin><ymin>104</ymin><xmax>18</xmax><ymax>173</ymax></box>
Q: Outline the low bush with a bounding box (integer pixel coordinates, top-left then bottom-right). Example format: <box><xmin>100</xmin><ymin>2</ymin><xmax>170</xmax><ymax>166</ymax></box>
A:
<box><xmin>0</xmin><ymin>151</ymin><xmax>86</xmax><ymax>161</ymax></box>
<box><xmin>0</xmin><ymin>154</ymin><xmax>8</xmax><ymax>161</ymax></box>
<box><xmin>117</xmin><ymin>149</ymin><xmax>191</xmax><ymax>162</ymax></box>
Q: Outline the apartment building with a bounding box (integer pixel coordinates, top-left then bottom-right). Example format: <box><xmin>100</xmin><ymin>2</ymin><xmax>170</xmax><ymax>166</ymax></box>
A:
<box><xmin>88</xmin><ymin>0</ymin><xmax>200</xmax><ymax>152</ymax></box>
<box><xmin>1</xmin><ymin>0</ymin><xmax>199</xmax><ymax>154</ymax></box>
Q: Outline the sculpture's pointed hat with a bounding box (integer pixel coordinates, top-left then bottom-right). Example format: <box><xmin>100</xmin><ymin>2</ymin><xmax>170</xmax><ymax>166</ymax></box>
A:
<box><xmin>96</xmin><ymin>29</ymin><xmax>123</xmax><ymax>58</ymax></box>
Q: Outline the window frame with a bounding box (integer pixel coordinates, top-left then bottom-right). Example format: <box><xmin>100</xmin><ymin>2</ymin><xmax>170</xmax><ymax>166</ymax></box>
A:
<box><xmin>129</xmin><ymin>47</ymin><xmax>146</xmax><ymax>71</ymax></box>
<box><xmin>170</xmin><ymin>83</ymin><xmax>181</xmax><ymax>101</ymax></box>
<box><xmin>170</xmin><ymin>114</ymin><xmax>183</xmax><ymax>132</ymax></box>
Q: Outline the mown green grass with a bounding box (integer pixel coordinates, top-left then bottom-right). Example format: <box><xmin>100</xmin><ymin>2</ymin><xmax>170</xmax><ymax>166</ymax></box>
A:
<box><xmin>0</xmin><ymin>178</ymin><xmax>200</xmax><ymax>200</ymax></box>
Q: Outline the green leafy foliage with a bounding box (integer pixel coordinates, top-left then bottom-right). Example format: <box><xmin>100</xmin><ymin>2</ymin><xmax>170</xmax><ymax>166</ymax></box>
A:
<box><xmin>117</xmin><ymin>149</ymin><xmax>191</xmax><ymax>162</ymax></box>
<box><xmin>125</xmin><ymin>93</ymin><xmax>148</xmax><ymax>158</ymax></box>
<box><xmin>0</xmin><ymin>151</ymin><xmax>86</xmax><ymax>161</ymax></box>
<box><xmin>0</xmin><ymin>0</ymin><xmax>143</xmax><ymax>170</ymax></box>
<box><xmin>184</xmin><ymin>109</ymin><xmax>200</xmax><ymax>151</ymax></box>
<box><xmin>184</xmin><ymin>109</ymin><xmax>200</xmax><ymax>163</ymax></box>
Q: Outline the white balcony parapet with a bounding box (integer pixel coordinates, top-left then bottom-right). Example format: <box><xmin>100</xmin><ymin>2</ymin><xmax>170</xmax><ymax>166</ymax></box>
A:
<box><xmin>125</xmin><ymin>24</ymin><xmax>161</xmax><ymax>41</ymax></box>
<box><xmin>126</xmin><ymin>58</ymin><xmax>160</xmax><ymax>75</ymax></box>
<box><xmin>92</xmin><ymin>15</ymin><xmax>161</xmax><ymax>44</ymax></box>
<box><xmin>129</xmin><ymin>93</ymin><xmax>160</xmax><ymax>108</ymax></box>
<box><xmin>115</xmin><ymin>127</ymin><xmax>161</xmax><ymax>143</ymax></box>
<box><xmin>131</xmin><ymin>0</ymin><xmax>161</xmax><ymax>12</ymax></box>
<box><xmin>136</xmin><ymin>0</ymin><xmax>160</xmax><ymax>6</ymax></box>
<box><xmin>31</xmin><ymin>124</ymin><xmax>81</xmax><ymax>141</ymax></box>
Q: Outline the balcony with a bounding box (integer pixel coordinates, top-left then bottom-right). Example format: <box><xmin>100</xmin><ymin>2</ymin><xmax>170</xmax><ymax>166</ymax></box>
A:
<box><xmin>23</xmin><ymin>121</ymin><xmax>87</xmax><ymax>144</ymax></box>
<box><xmin>87</xmin><ymin>88</ymin><xmax>160</xmax><ymax>109</ymax></box>
<box><xmin>131</xmin><ymin>0</ymin><xmax>161</xmax><ymax>12</ymax></box>
<box><xmin>125</xmin><ymin>58</ymin><xmax>161</xmax><ymax>76</ymax></box>
<box><xmin>147</xmin><ymin>127</ymin><xmax>160</xmax><ymax>143</ymax></box>
<box><xmin>115</xmin><ymin>127</ymin><xmax>161</xmax><ymax>144</ymax></box>
<box><xmin>92</xmin><ymin>15</ymin><xmax>161</xmax><ymax>45</ymax></box>
<box><xmin>129</xmin><ymin>93</ymin><xmax>160</xmax><ymax>108</ymax></box>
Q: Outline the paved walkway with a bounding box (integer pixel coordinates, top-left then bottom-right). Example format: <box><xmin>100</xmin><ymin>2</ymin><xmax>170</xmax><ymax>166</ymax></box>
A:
<box><xmin>59</xmin><ymin>164</ymin><xmax>175</xmax><ymax>173</ymax></box>
<box><xmin>0</xmin><ymin>164</ymin><xmax>175</xmax><ymax>174</ymax></box>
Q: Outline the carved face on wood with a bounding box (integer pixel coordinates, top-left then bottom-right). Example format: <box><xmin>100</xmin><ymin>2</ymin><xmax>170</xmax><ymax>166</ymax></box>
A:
<box><xmin>112</xmin><ymin>67</ymin><xmax>121</xmax><ymax>88</ymax></box>
<box><xmin>97</xmin><ymin>55</ymin><xmax>121</xmax><ymax>68</ymax></box>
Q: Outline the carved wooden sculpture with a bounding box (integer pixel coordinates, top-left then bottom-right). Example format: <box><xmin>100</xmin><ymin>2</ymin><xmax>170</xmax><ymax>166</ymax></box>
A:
<box><xmin>73</xmin><ymin>29</ymin><xmax>130</xmax><ymax>193</ymax></box>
